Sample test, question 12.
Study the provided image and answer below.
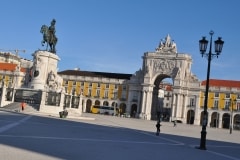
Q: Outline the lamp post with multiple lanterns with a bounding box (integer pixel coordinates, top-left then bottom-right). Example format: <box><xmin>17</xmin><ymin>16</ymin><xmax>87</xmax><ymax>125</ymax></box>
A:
<box><xmin>198</xmin><ymin>30</ymin><xmax>224</xmax><ymax>150</ymax></box>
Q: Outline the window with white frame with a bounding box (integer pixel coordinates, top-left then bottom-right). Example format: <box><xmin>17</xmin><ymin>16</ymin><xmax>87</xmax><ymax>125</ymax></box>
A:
<box><xmin>73</xmin><ymin>81</ymin><xmax>76</xmax><ymax>85</ymax></box>
<box><xmin>96</xmin><ymin>89</ymin><xmax>100</xmax><ymax>97</ymax></box>
<box><xmin>113</xmin><ymin>90</ymin><xmax>118</xmax><ymax>99</ymax></box>
<box><xmin>237</xmin><ymin>102</ymin><xmax>240</xmax><ymax>111</ymax></box>
<box><xmin>237</xmin><ymin>94</ymin><xmax>240</xmax><ymax>99</ymax></box>
<box><xmin>104</xmin><ymin>90</ymin><xmax>108</xmax><ymax>98</ymax></box>
<box><xmin>214</xmin><ymin>92</ymin><xmax>219</xmax><ymax>98</ymax></box>
<box><xmin>225</xmin><ymin>93</ymin><xmax>230</xmax><ymax>99</ymax></box>
<box><xmin>133</xmin><ymin>93</ymin><xmax>137</xmax><ymax>101</ymax></box>
<box><xmin>122</xmin><ymin>91</ymin><xmax>127</xmax><ymax>99</ymax></box>
<box><xmin>72</xmin><ymin>88</ymin><xmax>76</xmax><ymax>94</ymax></box>
<box><xmin>189</xmin><ymin>98</ymin><xmax>195</xmax><ymax>107</ymax></box>
<box><xmin>88</xmin><ymin>89</ymin><xmax>92</xmax><ymax>96</ymax></box>
<box><xmin>65</xmin><ymin>80</ymin><xmax>68</xmax><ymax>85</ymax></box>
<box><xmin>106</xmin><ymin>84</ymin><xmax>109</xmax><ymax>88</ymax></box>
<box><xmin>214</xmin><ymin>100</ymin><xmax>219</xmax><ymax>108</ymax></box>
<box><xmin>225</xmin><ymin>100</ymin><xmax>230</xmax><ymax>109</ymax></box>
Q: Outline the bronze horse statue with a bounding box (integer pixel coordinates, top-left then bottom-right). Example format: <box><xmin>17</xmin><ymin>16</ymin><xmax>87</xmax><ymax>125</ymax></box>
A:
<box><xmin>40</xmin><ymin>22</ymin><xmax>58</xmax><ymax>53</ymax></box>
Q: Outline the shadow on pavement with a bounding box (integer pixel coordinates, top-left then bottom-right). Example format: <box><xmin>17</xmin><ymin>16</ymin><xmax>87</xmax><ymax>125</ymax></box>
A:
<box><xmin>0</xmin><ymin>111</ymin><xmax>240</xmax><ymax>160</ymax></box>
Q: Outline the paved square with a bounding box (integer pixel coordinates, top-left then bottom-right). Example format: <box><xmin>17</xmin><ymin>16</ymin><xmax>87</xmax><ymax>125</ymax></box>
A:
<box><xmin>0</xmin><ymin>111</ymin><xmax>240</xmax><ymax>160</ymax></box>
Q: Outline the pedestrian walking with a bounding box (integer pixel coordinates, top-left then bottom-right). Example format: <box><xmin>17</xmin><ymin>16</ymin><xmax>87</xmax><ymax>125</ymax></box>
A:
<box><xmin>173</xmin><ymin>120</ymin><xmax>177</xmax><ymax>127</ymax></box>
<box><xmin>156</xmin><ymin>121</ymin><xmax>161</xmax><ymax>136</ymax></box>
<box><xmin>21</xmin><ymin>102</ymin><xmax>26</xmax><ymax>111</ymax></box>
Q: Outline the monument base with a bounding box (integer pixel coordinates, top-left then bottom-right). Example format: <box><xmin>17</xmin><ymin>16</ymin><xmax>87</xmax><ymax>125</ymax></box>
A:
<box><xmin>30</xmin><ymin>50</ymin><xmax>60</xmax><ymax>91</ymax></box>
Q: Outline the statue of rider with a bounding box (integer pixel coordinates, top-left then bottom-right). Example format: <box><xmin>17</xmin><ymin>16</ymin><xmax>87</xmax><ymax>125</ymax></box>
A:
<box><xmin>48</xmin><ymin>19</ymin><xmax>57</xmax><ymax>53</ymax></box>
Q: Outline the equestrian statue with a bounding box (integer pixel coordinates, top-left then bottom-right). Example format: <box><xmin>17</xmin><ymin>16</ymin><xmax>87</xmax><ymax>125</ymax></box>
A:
<box><xmin>40</xmin><ymin>19</ymin><xmax>58</xmax><ymax>54</ymax></box>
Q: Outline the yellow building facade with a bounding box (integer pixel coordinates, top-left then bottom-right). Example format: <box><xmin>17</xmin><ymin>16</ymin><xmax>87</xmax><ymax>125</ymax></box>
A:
<box><xmin>199</xmin><ymin>79</ymin><xmax>240</xmax><ymax>129</ymax></box>
<box><xmin>58</xmin><ymin>69</ymin><xmax>133</xmax><ymax>116</ymax></box>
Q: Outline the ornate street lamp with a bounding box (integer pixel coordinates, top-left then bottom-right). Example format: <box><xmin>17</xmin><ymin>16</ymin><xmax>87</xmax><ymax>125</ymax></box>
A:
<box><xmin>198</xmin><ymin>30</ymin><xmax>224</xmax><ymax>150</ymax></box>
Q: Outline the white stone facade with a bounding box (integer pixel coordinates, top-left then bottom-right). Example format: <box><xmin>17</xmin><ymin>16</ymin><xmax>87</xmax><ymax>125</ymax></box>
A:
<box><xmin>128</xmin><ymin>35</ymin><xmax>201</xmax><ymax>122</ymax></box>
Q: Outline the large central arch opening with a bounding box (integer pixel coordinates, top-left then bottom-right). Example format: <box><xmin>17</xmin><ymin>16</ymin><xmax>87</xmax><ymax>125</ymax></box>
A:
<box><xmin>151</xmin><ymin>74</ymin><xmax>173</xmax><ymax>121</ymax></box>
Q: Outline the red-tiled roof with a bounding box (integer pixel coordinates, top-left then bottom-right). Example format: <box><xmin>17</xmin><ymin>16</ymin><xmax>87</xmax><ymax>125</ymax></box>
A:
<box><xmin>165</xmin><ymin>85</ymin><xmax>172</xmax><ymax>91</ymax></box>
<box><xmin>0</xmin><ymin>63</ymin><xmax>16</xmax><ymax>71</ymax></box>
<box><xmin>0</xmin><ymin>62</ymin><xmax>26</xmax><ymax>72</ymax></box>
<box><xmin>201</xmin><ymin>79</ymin><xmax>240</xmax><ymax>88</ymax></box>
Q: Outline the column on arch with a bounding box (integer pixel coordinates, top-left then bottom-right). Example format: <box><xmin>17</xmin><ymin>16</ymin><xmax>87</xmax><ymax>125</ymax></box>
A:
<box><xmin>82</xmin><ymin>99</ymin><xmax>86</xmax><ymax>112</ymax></box>
<box><xmin>145</xmin><ymin>90</ymin><xmax>153</xmax><ymax>120</ymax></box>
<box><xmin>218</xmin><ymin>112</ymin><xmax>223</xmax><ymax>128</ymax></box>
<box><xmin>194</xmin><ymin>95</ymin><xmax>201</xmax><ymax>125</ymax></box>
<box><xmin>140</xmin><ymin>90</ymin><xmax>147</xmax><ymax>115</ymax></box>
<box><xmin>171</xmin><ymin>93</ymin><xmax>177</xmax><ymax>121</ymax></box>
<box><xmin>207</xmin><ymin>111</ymin><xmax>212</xmax><ymax>127</ymax></box>
<box><xmin>174</xmin><ymin>93</ymin><xmax>184</xmax><ymax>120</ymax></box>
<box><xmin>182</xmin><ymin>94</ymin><xmax>187</xmax><ymax>119</ymax></box>
<box><xmin>137</xmin><ymin>90</ymin><xmax>142</xmax><ymax>114</ymax></box>
<box><xmin>175</xmin><ymin>93</ymin><xmax>181</xmax><ymax>119</ymax></box>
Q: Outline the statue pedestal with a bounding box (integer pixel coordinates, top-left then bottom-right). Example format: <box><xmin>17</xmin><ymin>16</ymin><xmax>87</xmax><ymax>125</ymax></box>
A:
<box><xmin>30</xmin><ymin>50</ymin><xmax>60</xmax><ymax>90</ymax></box>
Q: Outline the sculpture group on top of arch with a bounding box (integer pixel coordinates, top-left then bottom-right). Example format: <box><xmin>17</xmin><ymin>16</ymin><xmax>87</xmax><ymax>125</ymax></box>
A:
<box><xmin>156</xmin><ymin>34</ymin><xmax>177</xmax><ymax>53</ymax></box>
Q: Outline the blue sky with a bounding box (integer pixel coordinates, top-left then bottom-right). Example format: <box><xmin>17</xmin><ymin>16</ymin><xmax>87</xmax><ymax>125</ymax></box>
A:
<box><xmin>1</xmin><ymin>0</ymin><xmax>240</xmax><ymax>81</ymax></box>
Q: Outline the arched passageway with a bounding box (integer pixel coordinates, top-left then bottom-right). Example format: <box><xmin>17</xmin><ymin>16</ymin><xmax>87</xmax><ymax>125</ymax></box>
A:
<box><xmin>138</xmin><ymin>34</ymin><xmax>200</xmax><ymax>121</ymax></box>
<box><xmin>222</xmin><ymin>113</ymin><xmax>230</xmax><ymax>129</ymax></box>
<box><xmin>151</xmin><ymin>74</ymin><xmax>172</xmax><ymax>121</ymax></box>
<box><xmin>103</xmin><ymin>101</ymin><xmax>109</xmax><ymax>106</ymax></box>
<box><xmin>94</xmin><ymin>100</ymin><xmax>100</xmax><ymax>105</ymax></box>
<box><xmin>187</xmin><ymin>110</ymin><xmax>195</xmax><ymax>124</ymax></box>
<box><xmin>86</xmin><ymin>99</ymin><xmax>92</xmax><ymax>113</ymax></box>
<box><xmin>233</xmin><ymin>114</ymin><xmax>240</xmax><ymax>130</ymax></box>
<box><xmin>210</xmin><ymin>112</ymin><xmax>219</xmax><ymax>128</ymax></box>
<box><xmin>119</xmin><ymin>103</ymin><xmax>126</xmax><ymax>116</ymax></box>
<box><xmin>130</xmin><ymin>104</ymin><xmax>137</xmax><ymax>118</ymax></box>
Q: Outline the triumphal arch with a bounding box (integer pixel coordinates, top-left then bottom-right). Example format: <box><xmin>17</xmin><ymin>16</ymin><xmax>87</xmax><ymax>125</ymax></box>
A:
<box><xmin>129</xmin><ymin>35</ymin><xmax>201</xmax><ymax>123</ymax></box>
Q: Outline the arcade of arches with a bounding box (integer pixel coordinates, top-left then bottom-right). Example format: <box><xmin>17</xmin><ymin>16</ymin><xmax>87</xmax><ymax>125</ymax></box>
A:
<box><xmin>201</xmin><ymin>111</ymin><xmax>240</xmax><ymax>129</ymax></box>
